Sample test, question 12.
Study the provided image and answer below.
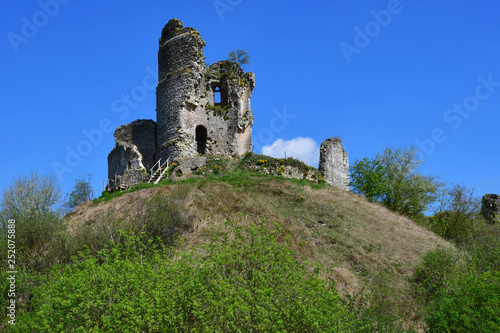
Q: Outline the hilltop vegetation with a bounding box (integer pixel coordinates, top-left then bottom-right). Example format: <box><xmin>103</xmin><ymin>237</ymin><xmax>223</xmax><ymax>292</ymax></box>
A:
<box><xmin>1</xmin><ymin>154</ymin><xmax>499</xmax><ymax>331</ymax></box>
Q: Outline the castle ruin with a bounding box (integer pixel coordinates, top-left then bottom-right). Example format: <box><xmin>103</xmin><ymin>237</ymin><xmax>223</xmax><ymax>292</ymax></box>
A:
<box><xmin>481</xmin><ymin>194</ymin><xmax>500</xmax><ymax>223</ymax></box>
<box><xmin>318</xmin><ymin>138</ymin><xmax>350</xmax><ymax>191</ymax></box>
<box><xmin>107</xmin><ymin>19</ymin><xmax>349</xmax><ymax>191</ymax></box>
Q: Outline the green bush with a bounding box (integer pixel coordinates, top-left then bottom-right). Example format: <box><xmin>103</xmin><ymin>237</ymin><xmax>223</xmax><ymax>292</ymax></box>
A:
<box><xmin>425</xmin><ymin>211</ymin><xmax>480</xmax><ymax>244</ymax></box>
<box><xmin>463</xmin><ymin>224</ymin><xmax>500</xmax><ymax>273</ymax></box>
<box><xmin>414</xmin><ymin>231</ymin><xmax>500</xmax><ymax>332</ymax></box>
<box><xmin>71</xmin><ymin>195</ymin><xmax>192</xmax><ymax>258</ymax></box>
<box><xmin>412</xmin><ymin>248</ymin><xmax>461</xmax><ymax>302</ymax></box>
<box><xmin>13</xmin><ymin>223</ymin><xmax>354</xmax><ymax>332</ymax></box>
<box><xmin>426</xmin><ymin>183</ymin><xmax>482</xmax><ymax>244</ymax></box>
<box><xmin>427</xmin><ymin>270</ymin><xmax>500</xmax><ymax>332</ymax></box>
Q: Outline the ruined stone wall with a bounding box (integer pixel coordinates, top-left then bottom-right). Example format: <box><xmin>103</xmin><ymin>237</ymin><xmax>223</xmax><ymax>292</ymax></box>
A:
<box><xmin>318</xmin><ymin>138</ymin><xmax>350</xmax><ymax>191</ymax></box>
<box><xmin>247</xmin><ymin>164</ymin><xmax>320</xmax><ymax>181</ymax></box>
<box><xmin>481</xmin><ymin>193</ymin><xmax>500</xmax><ymax>223</ymax></box>
<box><xmin>107</xmin><ymin>119</ymin><xmax>156</xmax><ymax>188</ymax></box>
<box><xmin>204</xmin><ymin>61</ymin><xmax>254</xmax><ymax>156</ymax></box>
<box><xmin>107</xmin><ymin>18</ymin><xmax>256</xmax><ymax>189</ymax></box>
<box><xmin>156</xmin><ymin>19</ymin><xmax>254</xmax><ymax>163</ymax></box>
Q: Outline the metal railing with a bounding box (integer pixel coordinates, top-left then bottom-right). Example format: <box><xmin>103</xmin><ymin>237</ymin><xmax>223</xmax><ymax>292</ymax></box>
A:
<box><xmin>148</xmin><ymin>158</ymin><xmax>162</xmax><ymax>182</ymax></box>
<box><xmin>148</xmin><ymin>158</ymin><xmax>170</xmax><ymax>183</ymax></box>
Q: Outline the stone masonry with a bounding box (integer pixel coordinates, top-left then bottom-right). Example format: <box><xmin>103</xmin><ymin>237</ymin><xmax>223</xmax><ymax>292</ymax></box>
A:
<box><xmin>108</xmin><ymin>18</ymin><xmax>349</xmax><ymax>191</ymax></box>
<box><xmin>156</xmin><ymin>19</ymin><xmax>254</xmax><ymax>162</ymax></box>
<box><xmin>108</xmin><ymin>18</ymin><xmax>254</xmax><ymax>189</ymax></box>
<box><xmin>481</xmin><ymin>194</ymin><xmax>500</xmax><ymax>223</ymax></box>
<box><xmin>108</xmin><ymin>119</ymin><xmax>156</xmax><ymax>188</ymax></box>
<box><xmin>318</xmin><ymin>138</ymin><xmax>350</xmax><ymax>191</ymax></box>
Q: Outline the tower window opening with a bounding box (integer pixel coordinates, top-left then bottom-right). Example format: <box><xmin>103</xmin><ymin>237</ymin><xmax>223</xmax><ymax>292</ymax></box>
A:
<box><xmin>214</xmin><ymin>86</ymin><xmax>221</xmax><ymax>105</ymax></box>
<box><xmin>127</xmin><ymin>161</ymin><xmax>132</xmax><ymax>170</ymax></box>
<box><xmin>196</xmin><ymin>125</ymin><xmax>207</xmax><ymax>155</ymax></box>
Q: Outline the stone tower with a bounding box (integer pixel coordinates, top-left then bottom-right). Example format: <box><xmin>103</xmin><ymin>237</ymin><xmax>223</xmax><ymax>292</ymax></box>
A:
<box><xmin>318</xmin><ymin>137</ymin><xmax>350</xmax><ymax>191</ymax></box>
<box><xmin>156</xmin><ymin>19</ymin><xmax>254</xmax><ymax>163</ymax></box>
<box><xmin>108</xmin><ymin>19</ymin><xmax>255</xmax><ymax>188</ymax></box>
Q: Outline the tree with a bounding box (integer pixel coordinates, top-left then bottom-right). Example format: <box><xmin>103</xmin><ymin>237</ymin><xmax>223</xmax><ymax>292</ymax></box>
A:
<box><xmin>427</xmin><ymin>183</ymin><xmax>481</xmax><ymax>242</ymax></box>
<box><xmin>0</xmin><ymin>171</ymin><xmax>62</xmax><ymax>250</ymax></box>
<box><xmin>1</xmin><ymin>171</ymin><xmax>61</xmax><ymax>221</ymax></box>
<box><xmin>66</xmin><ymin>173</ymin><xmax>94</xmax><ymax>211</ymax></box>
<box><xmin>349</xmin><ymin>157</ymin><xmax>387</xmax><ymax>202</ymax></box>
<box><xmin>350</xmin><ymin>146</ymin><xmax>442</xmax><ymax>218</ymax></box>
<box><xmin>376</xmin><ymin>146</ymin><xmax>442</xmax><ymax>217</ymax></box>
<box><xmin>227</xmin><ymin>48</ymin><xmax>250</xmax><ymax>66</ymax></box>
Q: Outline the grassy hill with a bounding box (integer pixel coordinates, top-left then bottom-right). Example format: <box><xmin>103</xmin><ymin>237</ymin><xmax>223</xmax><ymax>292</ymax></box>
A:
<box><xmin>58</xmin><ymin>154</ymin><xmax>451</xmax><ymax>331</ymax></box>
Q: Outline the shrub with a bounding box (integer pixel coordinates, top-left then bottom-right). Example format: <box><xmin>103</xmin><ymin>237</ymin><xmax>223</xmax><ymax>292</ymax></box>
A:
<box><xmin>426</xmin><ymin>183</ymin><xmax>482</xmax><ymax>244</ymax></box>
<box><xmin>425</xmin><ymin>211</ymin><xmax>480</xmax><ymax>244</ymax></box>
<box><xmin>427</xmin><ymin>270</ymin><xmax>500</xmax><ymax>332</ymax></box>
<box><xmin>414</xmin><ymin>233</ymin><xmax>500</xmax><ymax>332</ymax></box>
<box><xmin>412</xmin><ymin>248</ymin><xmax>461</xmax><ymax>302</ymax></box>
<box><xmin>462</xmin><ymin>223</ymin><xmax>500</xmax><ymax>273</ymax></box>
<box><xmin>0</xmin><ymin>172</ymin><xmax>62</xmax><ymax>253</ymax></box>
<box><xmin>14</xmin><ymin>223</ymin><xmax>355</xmax><ymax>332</ymax></box>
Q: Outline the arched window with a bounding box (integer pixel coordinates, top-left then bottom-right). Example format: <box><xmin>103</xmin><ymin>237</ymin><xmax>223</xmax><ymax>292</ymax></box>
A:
<box><xmin>214</xmin><ymin>86</ymin><xmax>221</xmax><ymax>105</ymax></box>
<box><xmin>127</xmin><ymin>161</ymin><xmax>132</xmax><ymax>170</ymax></box>
<box><xmin>196</xmin><ymin>125</ymin><xmax>207</xmax><ymax>155</ymax></box>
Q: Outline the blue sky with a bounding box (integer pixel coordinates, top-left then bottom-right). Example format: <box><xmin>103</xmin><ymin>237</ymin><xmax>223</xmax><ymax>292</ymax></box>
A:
<box><xmin>1</xmin><ymin>0</ymin><xmax>499</xmax><ymax>201</ymax></box>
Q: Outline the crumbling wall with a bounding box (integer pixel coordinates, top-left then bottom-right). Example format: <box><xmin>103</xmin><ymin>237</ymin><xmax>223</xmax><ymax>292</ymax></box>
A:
<box><xmin>107</xmin><ymin>119</ymin><xmax>156</xmax><ymax>188</ymax></box>
<box><xmin>156</xmin><ymin>19</ymin><xmax>254</xmax><ymax>164</ymax></box>
<box><xmin>318</xmin><ymin>138</ymin><xmax>350</xmax><ymax>191</ymax></box>
<box><xmin>203</xmin><ymin>61</ymin><xmax>254</xmax><ymax>156</ymax></box>
<box><xmin>107</xmin><ymin>18</ymin><xmax>256</xmax><ymax>188</ymax></box>
<box><xmin>481</xmin><ymin>193</ymin><xmax>500</xmax><ymax>223</ymax></box>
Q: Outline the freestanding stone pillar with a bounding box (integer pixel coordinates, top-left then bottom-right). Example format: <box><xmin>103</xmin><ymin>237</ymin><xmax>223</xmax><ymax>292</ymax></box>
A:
<box><xmin>318</xmin><ymin>137</ymin><xmax>350</xmax><ymax>191</ymax></box>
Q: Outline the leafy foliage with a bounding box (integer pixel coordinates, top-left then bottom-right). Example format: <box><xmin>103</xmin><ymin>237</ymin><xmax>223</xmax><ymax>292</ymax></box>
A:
<box><xmin>350</xmin><ymin>157</ymin><xmax>387</xmax><ymax>202</ymax></box>
<box><xmin>0</xmin><ymin>172</ymin><xmax>62</xmax><ymax>258</ymax></box>
<box><xmin>0</xmin><ymin>171</ymin><xmax>61</xmax><ymax>221</ymax></box>
<box><xmin>426</xmin><ymin>183</ymin><xmax>482</xmax><ymax>243</ymax></box>
<box><xmin>14</xmin><ymin>223</ymin><xmax>355</xmax><ymax>332</ymax></box>
<box><xmin>413</xmin><ymin>224</ymin><xmax>500</xmax><ymax>332</ymax></box>
<box><xmin>427</xmin><ymin>270</ymin><xmax>500</xmax><ymax>332</ymax></box>
<box><xmin>377</xmin><ymin>146</ymin><xmax>442</xmax><ymax>217</ymax></box>
<box><xmin>350</xmin><ymin>146</ymin><xmax>442</xmax><ymax>218</ymax></box>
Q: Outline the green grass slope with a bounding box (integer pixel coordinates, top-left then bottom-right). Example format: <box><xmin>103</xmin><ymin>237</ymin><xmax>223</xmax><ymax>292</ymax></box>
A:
<box><xmin>62</xmin><ymin>155</ymin><xmax>452</xmax><ymax>330</ymax></box>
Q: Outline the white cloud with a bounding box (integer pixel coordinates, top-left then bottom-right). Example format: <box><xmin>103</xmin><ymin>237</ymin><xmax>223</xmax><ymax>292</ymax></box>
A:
<box><xmin>261</xmin><ymin>137</ymin><xmax>320</xmax><ymax>166</ymax></box>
